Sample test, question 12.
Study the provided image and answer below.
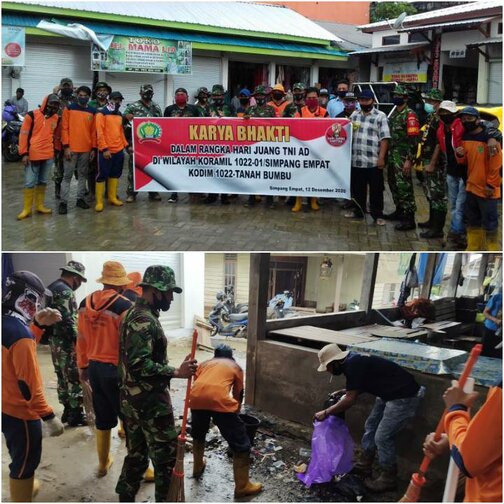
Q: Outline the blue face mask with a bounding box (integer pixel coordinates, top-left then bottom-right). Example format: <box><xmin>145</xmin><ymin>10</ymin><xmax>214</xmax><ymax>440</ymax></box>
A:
<box><xmin>424</xmin><ymin>103</ymin><xmax>435</xmax><ymax>114</ymax></box>
<box><xmin>78</xmin><ymin>96</ymin><xmax>89</xmax><ymax>106</ymax></box>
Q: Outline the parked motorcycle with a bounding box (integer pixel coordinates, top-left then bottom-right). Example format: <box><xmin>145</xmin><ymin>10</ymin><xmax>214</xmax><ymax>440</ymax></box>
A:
<box><xmin>2</xmin><ymin>102</ymin><xmax>23</xmax><ymax>162</ymax></box>
<box><xmin>267</xmin><ymin>291</ymin><xmax>298</xmax><ymax>319</ymax></box>
<box><xmin>217</xmin><ymin>287</ymin><xmax>248</xmax><ymax>322</ymax></box>
<box><xmin>209</xmin><ymin>298</ymin><xmax>248</xmax><ymax>337</ymax></box>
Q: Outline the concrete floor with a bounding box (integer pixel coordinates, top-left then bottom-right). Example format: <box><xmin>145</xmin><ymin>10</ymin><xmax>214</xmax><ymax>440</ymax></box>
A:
<box><xmin>5</xmin><ymin>160</ymin><xmax>496</xmax><ymax>252</ymax></box>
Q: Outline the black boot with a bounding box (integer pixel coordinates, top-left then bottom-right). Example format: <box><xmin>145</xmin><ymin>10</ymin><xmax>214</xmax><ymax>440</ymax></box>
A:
<box><xmin>395</xmin><ymin>215</ymin><xmax>416</xmax><ymax>231</ymax></box>
<box><xmin>364</xmin><ymin>465</ymin><xmax>398</xmax><ymax>492</ymax></box>
<box><xmin>352</xmin><ymin>450</ymin><xmax>375</xmax><ymax>476</ymax></box>
<box><xmin>148</xmin><ymin>192</ymin><xmax>161</xmax><ymax>201</ymax></box>
<box><xmin>58</xmin><ymin>202</ymin><xmax>67</xmax><ymax>215</ymax></box>
<box><xmin>67</xmin><ymin>407</ymin><xmax>87</xmax><ymax>427</ymax></box>
<box><xmin>55</xmin><ymin>182</ymin><xmax>61</xmax><ymax>200</ymax></box>
<box><xmin>383</xmin><ymin>209</ymin><xmax>402</xmax><ymax>221</ymax></box>
<box><xmin>420</xmin><ymin>210</ymin><xmax>446</xmax><ymax>239</ymax></box>
<box><xmin>61</xmin><ymin>405</ymin><xmax>70</xmax><ymax>424</ymax></box>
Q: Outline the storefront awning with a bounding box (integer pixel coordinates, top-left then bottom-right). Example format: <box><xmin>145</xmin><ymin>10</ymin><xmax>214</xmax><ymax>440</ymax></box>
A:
<box><xmin>397</xmin><ymin>17</ymin><xmax>497</xmax><ymax>33</ymax></box>
<box><xmin>466</xmin><ymin>37</ymin><xmax>503</xmax><ymax>47</ymax></box>
<box><xmin>348</xmin><ymin>42</ymin><xmax>429</xmax><ymax>56</ymax></box>
<box><xmin>3</xmin><ymin>13</ymin><xmax>348</xmax><ymax>61</ymax></box>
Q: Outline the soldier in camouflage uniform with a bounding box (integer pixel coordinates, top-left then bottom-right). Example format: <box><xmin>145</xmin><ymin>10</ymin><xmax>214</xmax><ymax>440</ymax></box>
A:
<box><xmin>194</xmin><ymin>86</ymin><xmax>210</xmax><ymax>117</ymax></box>
<box><xmin>124</xmin><ymin>84</ymin><xmax>163</xmax><ymax>203</ymax></box>
<box><xmin>46</xmin><ymin>261</ymin><xmax>87</xmax><ymax>426</ymax></box>
<box><xmin>384</xmin><ymin>85</ymin><xmax>420</xmax><ymax>231</ymax></box>
<box><xmin>115</xmin><ymin>265</ymin><xmax>197</xmax><ymax>502</ymax></box>
<box><xmin>208</xmin><ymin>84</ymin><xmax>236</xmax><ymax>118</ymax></box>
<box><xmin>290</xmin><ymin>82</ymin><xmax>306</xmax><ymax>116</ymax></box>
<box><xmin>53</xmin><ymin>78</ymin><xmax>77</xmax><ymax>200</ymax></box>
<box><xmin>417</xmin><ymin>89</ymin><xmax>448</xmax><ymax>239</ymax></box>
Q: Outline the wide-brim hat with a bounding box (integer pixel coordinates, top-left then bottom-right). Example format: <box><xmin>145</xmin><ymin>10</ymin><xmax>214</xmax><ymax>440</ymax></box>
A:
<box><xmin>60</xmin><ymin>261</ymin><xmax>87</xmax><ymax>282</ymax></box>
<box><xmin>272</xmin><ymin>84</ymin><xmax>285</xmax><ymax>94</ymax></box>
<box><xmin>439</xmin><ymin>100</ymin><xmax>458</xmax><ymax>113</ymax></box>
<box><xmin>317</xmin><ymin>343</ymin><xmax>349</xmax><ymax>372</ymax></box>
<box><xmin>97</xmin><ymin>261</ymin><xmax>130</xmax><ymax>286</ymax></box>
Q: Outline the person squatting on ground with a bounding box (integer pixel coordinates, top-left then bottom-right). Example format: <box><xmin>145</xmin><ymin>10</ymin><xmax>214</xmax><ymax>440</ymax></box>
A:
<box><xmin>124</xmin><ymin>84</ymin><xmax>162</xmax><ymax>203</ymax></box>
<box><xmin>76</xmin><ymin>261</ymin><xmax>133</xmax><ymax>477</ymax></box>
<box><xmin>189</xmin><ymin>344</ymin><xmax>263</xmax><ymax>497</ymax></box>
<box><xmin>315</xmin><ymin>343</ymin><xmax>424</xmax><ymax>492</ymax></box>
<box><xmin>455</xmin><ymin>107</ymin><xmax>502</xmax><ymax>251</ymax></box>
<box><xmin>417</xmin><ymin>89</ymin><xmax>448</xmax><ymax>239</ymax></box>
<box><xmin>115</xmin><ymin>265</ymin><xmax>197</xmax><ymax>502</ymax></box>
<box><xmin>17</xmin><ymin>94</ymin><xmax>61</xmax><ymax>220</ymax></box>
<box><xmin>46</xmin><ymin>260</ymin><xmax>88</xmax><ymax>426</ymax></box>
<box><xmin>345</xmin><ymin>89</ymin><xmax>390</xmax><ymax>225</ymax></box>
<box><xmin>59</xmin><ymin>86</ymin><xmax>96</xmax><ymax>215</ymax></box>
<box><xmin>95</xmin><ymin>92</ymin><xmax>130</xmax><ymax>212</ymax></box>
<box><xmin>2</xmin><ymin>271</ymin><xmax>65</xmax><ymax>502</ymax></box>
<box><xmin>423</xmin><ymin>381</ymin><xmax>502</xmax><ymax>502</ymax></box>
<box><xmin>384</xmin><ymin>85</ymin><xmax>420</xmax><ymax>231</ymax></box>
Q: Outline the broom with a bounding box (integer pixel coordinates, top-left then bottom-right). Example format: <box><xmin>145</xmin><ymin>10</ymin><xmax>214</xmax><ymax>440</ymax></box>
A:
<box><xmin>399</xmin><ymin>344</ymin><xmax>482</xmax><ymax>502</ymax></box>
<box><xmin>166</xmin><ymin>329</ymin><xmax>199</xmax><ymax>502</ymax></box>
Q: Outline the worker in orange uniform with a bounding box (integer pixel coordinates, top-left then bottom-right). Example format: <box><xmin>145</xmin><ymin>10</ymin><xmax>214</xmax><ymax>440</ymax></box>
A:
<box><xmin>267</xmin><ymin>83</ymin><xmax>297</xmax><ymax>118</ymax></box>
<box><xmin>76</xmin><ymin>261</ymin><xmax>132</xmax><ymax>478</ymax></box>
<box><xmin>189</xmin><ymin>344</ymin><xmax>263</xmax><ymax>498</ymax></box>
<box><xmin>123</xmin><ymin>272</ymin><xmax>143</xmax><ymax>302</ymax></box>
<box><xmin>2</xmin><ymin>271</ymin><xmax>65</xmax><ymax>502</ymax></box>
<box><xmin>94</xmin><ymin>91</ymin><xmax>130</xmax><ymax>212</ymax></box>
<box><xmin>291</xmin><ymin>86</ymin><xmax>328</xmax><ymax>214</ymax></box>
<box><xmin>17</xmin><ymin>94</ymin><xmax>61</xmax><ymax>220</ymax></box>
<box><xmin>59</xmin><ymin>85</ymin><xmax>97</xmax><ymax>215</ymax></box>
<box><xmin>423</xmin><ymin>381</ymin><xmax>502</xmax><ymax>502</ymax></box>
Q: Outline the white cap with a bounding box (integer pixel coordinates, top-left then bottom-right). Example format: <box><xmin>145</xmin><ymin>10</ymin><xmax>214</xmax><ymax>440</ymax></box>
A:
<box><xmin>317</xmin><ymin>344</ymin><xmax>349</xmax><ymax>372</ymax></box>
<box><xmin>439</xmin><ymin>100</ymin><xmax>457</xmax><ymax>113</ymax></box>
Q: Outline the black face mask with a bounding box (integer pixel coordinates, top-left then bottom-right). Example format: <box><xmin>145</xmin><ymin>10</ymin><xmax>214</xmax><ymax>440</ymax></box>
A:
<box><xmin>256</xmin><ymin>98</ymin><xmax>266</xmax><ymax>106</ymax></box>
<box><xmin>45</xmin><ymin>106</ymin><xmax>59</xmax><ymax>116</ymax></box>
<box><xmin>142</xmin><ymin>92</ymin><xmax>153</xmax><ymax>101</ymax></box>
<box><xmin>330</xmin><ymin>362</ymin><xmax>344</xmax><ymax>376</ymax></box>
<box><xmin>272</xmin><ymin>93</ymin><xmax>283</xmax><ymax>101</ymax></box>
<box><xmin>61</xmin><ymin>88</ymin><xmax>73</xmax><ymax>98</ymax></box>
<box><xmin>293</xmin><ymin>94</ymin><xmax>304</xmax><ymax>102</ymax></box>
<box><xmin>114</xmin><ymin>102</ymin><xmax>121</xmax><ymax>112</ymax></box>
<box><xmin>239</xmin><ymin>98</ymin><xmax>249</xmax><ymax>106</ymax></box>
<box><xmin>153</xmin><ymin>291</ymin><xmax>171</xmax><ymax>312</ymax></box>
<box><xmin>337</xmin><ymin>91</ymin><xmax>347</xmax><ymax>98</ymax></box>
<box><xmin>462</xmin><ymin>121</ymin><xmax>479</xmax><ymax>131</ymax></box>
<box><xmin>360</xmin><ymin>104</ymin><xmax>373</xmax><ymax>112</ymax></box>
<box><xmin>441</xmin><ymin>115</ymin><xmax>455</xmax><ymax>124</ymax></box>
<box><xmin>198</xmin><ymin>96</ymin><xmax>208</xmax><ymax>104</ymax></box>
<box><xmin>214</xmin><ymin>99</ymin><xmax>224</xmax><ymax>107</ymax></box>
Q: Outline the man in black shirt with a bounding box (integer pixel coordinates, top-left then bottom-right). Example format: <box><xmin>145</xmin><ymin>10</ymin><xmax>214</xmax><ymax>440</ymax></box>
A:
<box><xmin>315</xmin><ymin>344</ymin><xmax>423</xmax><ymax>492</ymax></box>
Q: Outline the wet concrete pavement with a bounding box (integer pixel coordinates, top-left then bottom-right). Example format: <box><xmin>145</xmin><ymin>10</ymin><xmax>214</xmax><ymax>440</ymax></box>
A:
<box><xmin>5</xmin><ymin>159</ymin><xmax>498</xmax><ymax>252</ymax></box>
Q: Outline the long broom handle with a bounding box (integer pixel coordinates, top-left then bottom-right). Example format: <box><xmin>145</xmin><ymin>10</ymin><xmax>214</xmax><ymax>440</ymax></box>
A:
<box><xmin>418</xmin><ymin>343</ymin><xmax>482</xmax><ymax>475</ymax></box>
<box><xmin>180</xmin><ymin>329</ymin><xmax>198</xmax><ymax>438</ymax></box>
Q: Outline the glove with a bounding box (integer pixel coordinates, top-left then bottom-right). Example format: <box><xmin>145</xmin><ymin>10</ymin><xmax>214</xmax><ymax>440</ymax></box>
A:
<box><xmin>42</xmin><ymin>416</ymin><xmax>64</xmax><ymax>437</ymax></box>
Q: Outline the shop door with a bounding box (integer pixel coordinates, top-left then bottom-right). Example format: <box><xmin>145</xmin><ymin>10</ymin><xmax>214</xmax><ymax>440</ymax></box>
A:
<box><xmin>488</xmin><ymin>61</ymin><xmax>502</xmax><ymax>104</ymax></box>
<box><xmin>268</xmin><ymin>257</ymin><xmax>307</xmax><ymax>305</ymax></box>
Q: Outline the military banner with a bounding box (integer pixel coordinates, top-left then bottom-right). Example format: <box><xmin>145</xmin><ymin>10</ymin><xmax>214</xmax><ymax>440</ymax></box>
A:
<box><xmin>91</xmin><ymin>36</ymin><xmax>191</xmax><ymax>74</ymax></box>
<box><xmin>132</xmin><ymin>117</ymin><xmax>352</xmax><ymax>198</ymax></box>
<box><xmin>2</xmin><ymin>26</ymin><xmax>25</xmax><ymax>67</ymax></box>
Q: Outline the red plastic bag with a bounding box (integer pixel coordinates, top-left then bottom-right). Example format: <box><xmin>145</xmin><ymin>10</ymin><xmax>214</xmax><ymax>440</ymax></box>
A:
<box><xmin>297</xmin><ymin>416</ymin><xmax>354</xmax><ymax>487</ymax></box>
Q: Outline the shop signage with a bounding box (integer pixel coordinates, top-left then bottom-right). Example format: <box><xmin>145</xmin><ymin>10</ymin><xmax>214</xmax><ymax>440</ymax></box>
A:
<box><xmin>383</xmin><ymin>61</ymin><xmax>428</xmax><ymax>83</ymax></box>
<box><xmin>449</xmin><ymin>49</ymin><xmax>466</xmax><ymax>59</ymax></box>
<box><xmin>2</xmin><ymin>26</ymin><xmax>25</xmax><ymax>66</ymax></box>
<box><xmin>91</xmin><ymin>36</ymin><xmax>191</xmax><ymax>74</ymax></box>
<box><xmin>133</xmin><ymin>117</ymin><xmax>352</xmax><ymax>198</ymax></box>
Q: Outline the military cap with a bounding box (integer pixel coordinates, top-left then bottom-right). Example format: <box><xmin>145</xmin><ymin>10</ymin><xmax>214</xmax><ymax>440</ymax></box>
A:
<box><xmin>195</xmin><ymin>86</ymin><xmax>209</xmax><ymax>97</ymax></box>
<box><xmin>253</xmin><ymin>85</ymin><xmax>267</xmax><ymax>96</ymax></box>
<box><xmin>140</xmin><ymin>84</ymin><xmax>153</xmax><ymax>93</ymax></box>
<box><xmin>422</xmin><ymin>89</ymin><xmax>443</xmax><ymax>102</ymax></box>
<box><xmin>60</xmin><ymin>261</ymin><xmax>87</xmax><ymax>282</ymax></box>
<box><xmin>94</xmin><ymin>81</ymin><xmax>111</xmax><ymax>93</ymax></box>
<box><xmin>109</xmin><ymin>91</ymin><xmax>124</xmax><ymax>100</ymax></box>
<box><xmin>459</xmin><ymin>106</ymin><xmax>480</xmax><ymax>118</ymax></box>
<box><xmin>393</xmin><ymin>85</ymin><xmax>409</xmax><ymax>95</ymax></box>
<box><xmin>60</xmin><ymin>77</ymin><xmax>73</xmax><ymax>86</ymax></box>
<box><xmin>139</xmin><ymin>265</ymin><xmax>182</xmax><ymax>293</ymax></box>
<box><xmin>292</xmin><ymin>82</ymin><xmax>306</xmax><ymax>91</ymax></box>
<box><xmin>211</xmin><ymin>84</ymin><xmax>225</xmax><ymax>95</ymax></box>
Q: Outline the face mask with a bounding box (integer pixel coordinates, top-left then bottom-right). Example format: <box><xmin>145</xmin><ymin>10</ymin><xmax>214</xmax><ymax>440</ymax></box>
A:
<box><xmin>78</xmin><ymin>96</ymin><xmax>89</xmax><ymax>106</ymax></box>
<box><xmin>61</xmin><ymin>88</ymin><xmax>73</xmax><ymax>97</ymax></box>
<box><xmin>46</xmin><ymin>106</ymin><xmax>59</xmax><ymax>116</ymax></box>
<box><xmin>462</xmin><ymin>120</ymin><xmax>478</xmax><ymax>131</ymax></box>
<box><xmin>96</xmin><ymin>92</ymin><xmax>108</xmax><ymax>100</ymax></box>
<box><xmin>305</xmin><ymin>97</ymin><xmax>319</xmax><ymax>109</ymax></box>
<box><xmin>239</xmin><ymin>98</ymin><xmax>249</xmax><ymax>106</ymax></box>
<box><xmin>214</xmin><ymin>99</ymin><xmax>224</xmax><ymax>107</ymax></box>
<box><xmin>198</xmin><ymin>96</ymin><xmax>208</xmax><ymax>104</ymax></box>
<box><xmin>142</xmin><ymin>92</ymin><xmax>153</xmax><ymax>101</ymax></box>
<box><xmin>337</xmin><ymin>91</ymin><xmax>347</xmax><ymax>98</ymax></box>
<box><xmin>360</xmin><ymin>104</ymin><xmax>373</xmax><ymax>112</ymax></box>
<box><xmin>344</xmin><ymin>104</ymin><xmax>356</xmax><ymax>114</ymax></box>
<box><xmin>393</xmin><ymin>97</ymin><xmax>406</xmax><ymax>106</ymax></box>
<box><xmin>331</xmin><ymin>362</ymin><xmax>344</xmax><ymax>376</ymax></box>
<box><xmin>293</xmin><ymin>94</ymin><xmax>304</xmax><ymax>102</ymax></box>
<box><xmin>272</xmin><ymin>93</ymin><xmax>283</xmax><ymax>101</ymax></box>
<box><xmin>440</xmin><ymin>115</ymin><xmax>455</xmax><ymax>124</ymax></box>
<box><xmin>175</xmin><ymin>95</ymin><xmax>187</xmax><ymax>106</ymax></box>
<box><xmin>256</xmin><ymin>98</ymin><xmax>266</xmax><ymax>106</ymax></box>
<box><xmin>153</xmin><ymin>291</ymin><xmax>171</xmax><ymax>312</ymax></box>
<box><xmin>424</xmin><ymin>103</ymin><xmax>435</xmax><ymax>114</ymax></box>
<box><xmin>114</xmin><ymin>102</ymin><xmax>121</xmax><ymax>112</ymax></box>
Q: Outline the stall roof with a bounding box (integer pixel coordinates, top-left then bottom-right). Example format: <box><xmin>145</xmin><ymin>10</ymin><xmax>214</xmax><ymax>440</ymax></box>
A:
<box><xmin>466</xmin><ymin>37</ymin><xmax>503</xmax><ymax>46</ymax></box>
<box><xmin>2</xmin><ymin>13</ymin><xmax>348</xmax><ymax>60</ymax></box>
<box><xmin>397</xmin><ymin>17</ymin><xmax>497</xmax><ymax>33</ymax></box>
<box><xmin>314</xmin><ymin>20</ymin><xmax>372</xmax><ymax>51</ymax></box>
<box><xmin>349</xmin><ymin>42</ymin><xmax>429</xmax><ymax>56</ymax></box>
<box><xmin>3</xmin><ymin>0</ymin><xmax>342</xmax><ymax>45</ymax></box>
<box><xmin>359</xmin><ymin>0</ymin><xmax>503</xmax><ymax>33</ymax></box>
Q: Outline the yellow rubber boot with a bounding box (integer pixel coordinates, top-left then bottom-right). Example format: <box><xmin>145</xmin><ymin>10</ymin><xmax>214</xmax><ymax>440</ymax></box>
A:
<box><xmin>107</xmin><ymin>178</ymin><xmax>123</xmax><ymax>206</ymax></box>
<box><xmin>96</xmin><ymin>429</ymin><xmax>113</xmax><ymax>477</ymax></box>
<box><xmin>32</xmin><ymin>478</ymin><xmax>40</xmax><ymax>499</ymax></box>
<box><xmin>9</xmin><ymin>476</ymin><xmax>35</xmax><ymax>502</ymax></box>
<box><xmin>291</xmin><ymin>197</ymin><xmax>303</xmax><ymax>213</ymax></box>
<box><xmin>34</xmin><ymin>185</ymin><xmax>52</xmax><ymax>214</ymax></box>
<box><xmin>465</xmin><ymin>228</ymin><xmax>484</xmax><ymax>251</ymax></box>
<box><xmin>192</xmin><ymin>440</ymin><xmax>207</xmax><ymax>478</ymax></box>
<box><xmin>95</xmin><ymin>182</ymin><xmax>105</xmax><ymax>212</ymax></box>
<box><xmin>144</xmin><ymin>466</ymin><xmax>155</xmax><ymax>482</ymax></box>
<box><xmin>17</xmin><ymin>188</ymin><xmax>35</xmax><ymax>220</ymax></box>
<box><xmin>233</xmin><ymin>452</ymin><xmax>263</xmax><ymax>498</ymax></box>
<box><xmin>485</xmin><ymin>232</ymin><xmax>499</xmax><ymax>251</ymax></box>
<box><xmin>310</xmin><ymin>197</ymin><xmax>320</xmax><ymax>211</ymax></box>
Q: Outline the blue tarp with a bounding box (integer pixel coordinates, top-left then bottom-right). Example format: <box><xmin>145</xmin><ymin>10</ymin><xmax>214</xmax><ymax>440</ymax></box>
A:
<box><xmin>418</xmin><ymin>253</ymin><xmax>447</xmax><ymax>285</ymax></box>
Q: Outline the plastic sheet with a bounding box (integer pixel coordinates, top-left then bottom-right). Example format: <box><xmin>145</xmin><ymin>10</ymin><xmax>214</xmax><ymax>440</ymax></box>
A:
<box><xmin>297</xmin><ymin>416</ymin><xmax>354</xmax><ymax>487</ymax></box>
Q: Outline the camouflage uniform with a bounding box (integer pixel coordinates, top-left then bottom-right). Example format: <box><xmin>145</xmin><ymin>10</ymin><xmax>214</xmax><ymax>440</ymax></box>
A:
<box><xmin>194</xmin><ymin>86</ymin><xmax>211</xmax><ymax>117</ymax></box>
<box><xmin>291</xmin><ymin>82</ymin><xmax>306</xmax><ymax>116</ymax></box>
<box><xmin>46</xmin><ymin>261</ymin><xmax>87</xmax><ymax>424</ymax></box>
<box><xmin>116</xmin><ymin>266</ymin><xmax>183</xmax><ymax>502</ymax></box>
<box><xmin>387</xmin><ymin>86</ymin><xmax>420</xmax><ymax>227</ymax></box>
<box><xmin>124</xmin><ymin>88</ymin><xmax>162</xmax><ymax>197</ymax></box>
<box><xmin>245</xmin><ymin>85</ymin><xmax>276</xmax><ymax>118</ymax></box>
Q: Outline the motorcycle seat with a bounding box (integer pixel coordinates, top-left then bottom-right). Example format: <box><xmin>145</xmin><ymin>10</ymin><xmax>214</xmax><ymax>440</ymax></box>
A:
<box><xmin>229</xmin><ymin>312</ymin><xmax>247</xmax><ymax>321</ymax></box>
